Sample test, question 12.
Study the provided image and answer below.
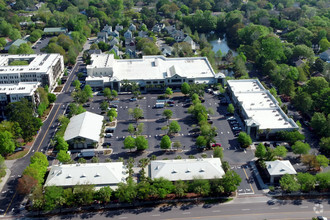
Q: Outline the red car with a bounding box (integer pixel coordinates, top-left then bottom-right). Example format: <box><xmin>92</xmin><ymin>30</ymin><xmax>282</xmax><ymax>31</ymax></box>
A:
<box><xmin>212</xmin><ymin>143</ymin><xmax>222</xmax><ymax>147</ymax></box>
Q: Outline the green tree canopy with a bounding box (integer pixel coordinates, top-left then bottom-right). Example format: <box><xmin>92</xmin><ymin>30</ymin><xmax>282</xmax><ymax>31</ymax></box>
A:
<box><xmin>181</xmin><ymin>82</ymin><xmax>191</xmax><ymax>95</ymax></box>
<box><xmin>160</xmin><ymin>135</ymin><xmax>171</xmax><ymax>150</ymax></box>
<box><xmin>237</xmin><ymin>132</ymin><xmax>252</xmax><ymax>148</ymax></box>
<box><xmin>124</xmin><ymin>136</ymin><xmax>136</xmax><ymax>151</ymax></box>
<box><xmin>0</xmin><ymin>131</ymin><xmax>15</xmax><ymax>155</ymax></box>
<box><xmin>168</xmin><ymin>121</ymin><xmax>181</xmax><ymax>134</ymax></box>
<box><xmin>135</xmin><ymin>136</ymin><xmax>148</xmax><ymax>151</ymax></box>
<box><xmin>279</xmin><ymin>174</ymin><xmax>300</xmax><ymax>192</ymax></box>
<box><xmin>292</xmin><ymin>141</ymin><xmax>311</xmax><ymax>156</ymax></box>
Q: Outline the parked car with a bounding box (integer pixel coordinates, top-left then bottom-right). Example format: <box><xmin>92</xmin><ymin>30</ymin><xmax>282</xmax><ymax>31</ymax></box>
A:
<box><xmin>231</xmin><ymin>123</ymin><xmax>240</xmax><ymax>127</ymax></box>
<box><xmin>167</xmin><ymin>100</ymin><xmax>175</xmax><ymax>104</ymax></box>
<box><xmin>14</xmin><ymin>147</ymin><xmax>23</xmax><ymax>152</ymax></box>
<box><xmin>83</xmin><ymin>103</ymin><xmax>90</xmax><ymax>107</ymax></box>
<box><xmin>232</xmin><ymin>127</ymin><xmax>242</xmax><ymax>131</ymax></box>
<box><xmin>229</xmin><ymin>120</ymin><xmax>238</xmax><ymax>124</ymax></box>
<box><xmin>227</xmin><ymin>116</ymin><xmax>236</xmax><ymax>121</ymax></box>
<box><xmin>102</xmin><ymin>142</ymin><xmax>112</xmax><ymax>147</ymax></box>
<box><xmin>212</xmin><ymin>143</ymin><xmax>222</xmax><ymax>147</ymax></box>
<box><xmin>105</xmin><ymin>133</ymin><xmax>113</xmax><ymax>138</ymax></box>
<box><xmin>130</xmin><ymin>97</ymin><xmax>137</xmax><ymax>101</ymax></box>
<box><xmin>109</xmin><ymin>104</ymin><xmax>118</xmax><ymax>108</ymax></box>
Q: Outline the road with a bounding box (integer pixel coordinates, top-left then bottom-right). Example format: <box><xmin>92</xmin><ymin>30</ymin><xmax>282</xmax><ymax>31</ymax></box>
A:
<box><xmin>0</xmin><ymin>42</ymin><xmax>86</xmax><ymax>217</ymax></box>
<box><xmin>47</xmin><ymin>197</ymin><xmax>329</xmax><ymax>220</ymax></box>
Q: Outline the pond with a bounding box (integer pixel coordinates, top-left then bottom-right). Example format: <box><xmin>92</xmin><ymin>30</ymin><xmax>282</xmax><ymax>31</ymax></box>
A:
<box><xmin>209</xmin><ymin>35</ymin><xmax>238</xmax><ymax>57</ymax></box>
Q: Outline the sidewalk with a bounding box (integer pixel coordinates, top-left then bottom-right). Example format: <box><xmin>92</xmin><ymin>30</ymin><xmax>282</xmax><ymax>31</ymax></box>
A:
<box><xmin>0</xmin><ymin>169</ymin><xmax>11</xmax><ymax>192</ymax></box>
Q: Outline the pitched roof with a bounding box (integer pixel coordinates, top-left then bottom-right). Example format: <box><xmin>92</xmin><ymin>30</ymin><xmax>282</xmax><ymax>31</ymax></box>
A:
<box><xmin>44</xmin><ymin>163</ymin><xmax>128</xmax><ymax>189</ymax></box>
<box><xmin>150</xmin><ymin>158</ymin><xmax>225</xmax><ymax>181</ymax></box>
<box><xmin>64</xmin><ymin>111</ymin><xmax>104</xmax><ymax>142</ymax></box>
<box><xmin>265</xmin><ymin>160</ymin><xmax>297</xmax><ymax>176</ymax></box>
<box><xmin>5</xmin><ymin>39</ymin><xmax>28</xmax><ymax>50</ymax></box>
<box><xmin>43</xmin><ymin>27</ymin><xmax>67</xmax><ymax>33</ymax></box>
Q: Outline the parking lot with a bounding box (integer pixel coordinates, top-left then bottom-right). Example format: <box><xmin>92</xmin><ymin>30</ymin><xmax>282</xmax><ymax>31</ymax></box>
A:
<box><xmin>78</xmin><ymin>92</ymin><xmax>255</xmax><ymax>165</ymax></box>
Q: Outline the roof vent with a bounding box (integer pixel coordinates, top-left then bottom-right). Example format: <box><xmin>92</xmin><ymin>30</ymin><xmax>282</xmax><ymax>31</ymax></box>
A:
<box><xmin>280</xmin><ymin>168</ymin><xmax>285</xmax><ymax>172</ymax></box>
<box><xmin>66</xmin><ymin>174</ymin><xmax>72</xmax><ymax>178</ymax></box>
<box><xmin>268</xmin><ymin>165</ymin><xmax>271</xmax><ymax>169</ymax></box>
<box><xmin>155</xmin><ymin>166</ymin><xmax>159</xmax><ymax>170</ymax></box>
<box><xmin>186</xmin><ymin>169</ymin><xmax>191</xmax><ymax>173</ymax></box>
<box><xmin>95</xmin><ymin>173</ymin><xmax>100</xmax><ymax>177</ymax></box>
<box><xmin>81</xmin><ymin>173</ymin><xmax>86</xmax><ymax>178</ymax></box>
<box><xmin>200</xmin><ymin>168</ymin><xmax>205</xmax><ymax>172</ymax></box>
<box><xmin>172</xmin><ymin>169</ymin><xmax>177</xmax><ymax>174</ymax></box>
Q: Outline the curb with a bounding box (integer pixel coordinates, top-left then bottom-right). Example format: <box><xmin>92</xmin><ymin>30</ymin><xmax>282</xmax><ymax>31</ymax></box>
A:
<box><xmin>0</xmin><ymin>169</ymin><xmax>11</xmax><ymax>192</ymax></box>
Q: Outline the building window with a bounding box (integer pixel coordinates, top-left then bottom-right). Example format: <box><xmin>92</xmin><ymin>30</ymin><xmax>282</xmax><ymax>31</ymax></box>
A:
<box><xmin>171</xmin><ymin>79</ymin><xmax>181</xmax><ymax>83</ymax></box>
<box><xmin>160</xmin><ymin>81</ymin><xmax>164</xmax><ymax>84</ymax></box>
<box><xmin>153</xmin><ymin>81</ymin><xmax>158</xmax><ymax>84</ymax></box>
<box><xmin>188</xmin><ymin>80</ymin><xmax>193</xmax><ymax>83</ymax></box>
<box><xmin>146</xmin><ymin>81</ymin><xmax>151</xmax><ymax>84</ymax></box>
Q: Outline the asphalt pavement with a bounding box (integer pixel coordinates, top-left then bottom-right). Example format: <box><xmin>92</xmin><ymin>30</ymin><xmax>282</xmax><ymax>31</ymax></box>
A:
<box><xmin>47</xmin><ymin>197</ymin><xmax>330</xmax><ymax>220</ymax></box>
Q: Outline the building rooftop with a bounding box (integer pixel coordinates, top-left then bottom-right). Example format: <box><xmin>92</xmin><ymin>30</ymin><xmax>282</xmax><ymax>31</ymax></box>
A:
<box><xmin>227</xmin><ymin>79</ymin><xmax>298</xmax><ymax>130</ymax></box>
<box><xmin>87</xmin><ymin>54</ymin><xmax>217</xmax><ymax>81</ymax></box>
<box><xmin>265</xmin><ymin>160</ymin><xmax>297</xmax><ymax>176</ymax></box>
<box><xmin>44</xmin><ymin>163</ymin><xmax>128</xmax><ymax>189</ymax></box>
<box><xmin>0</xmin><ymin>54</ymin><xmax>62</xmax><ymax>74</ymax></box>
<box><xmin>43</xmin><ymin>27</ymin><xmax>67</xmax><ymax>33</ymax></box>
<box><xmin>150</xmin><ymin>158</ymin><xmax>225</xmax><ymax>181</ymax></box>
<box><xmin>64</xmin><ymin>111</ymin><xmax>104</xmax><ymax>142</ymax></box>
<box><xmin>0</xmin><ymin>82</ymin><xmax>40</xmax><ymax>95</ymax></box>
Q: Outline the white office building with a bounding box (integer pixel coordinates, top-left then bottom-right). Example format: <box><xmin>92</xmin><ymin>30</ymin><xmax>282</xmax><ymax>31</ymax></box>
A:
<box><xmin>227</xmin><ymin>79</ymin><xmax>299</xmax><ymax>139</ymax></box>
<box><xmin>86</xmin><ymin>54</ymin><xmax>224</xmax><ymax>91</ymax></box>
<box><xmin>149</xmin><ymin>158</ymin><xmax>225</xmax><ymax>181</ymax></box>
<box><xmin>45</xmin><ymin>163</ymin><xmax>128</xmax><ymax>190</ymax></box>
<box><xmin>265</xmin><ymin>160</ymin><xmax>296</xmax><ymax>184</ymax></box>
<box><xmin>0</xmin><ymin>54</ymin><xmax>64</xmax><ymax>91</ymax></box>
<box><xmin>64</xmin><ymin>111</ymin><xmax>104</xmax><ymax>149</ymax></box>
<box><xmin>0</xmin><ymin>82</ymin><xmax>40</xmax><ymax>119</ymax></box>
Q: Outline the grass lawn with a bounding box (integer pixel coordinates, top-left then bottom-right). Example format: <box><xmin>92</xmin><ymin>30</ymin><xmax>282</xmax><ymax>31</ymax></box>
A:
<box><xmin>6</xmin><ymin>149</ymin><xmax>29</xmax><ymax>160</ymax></box>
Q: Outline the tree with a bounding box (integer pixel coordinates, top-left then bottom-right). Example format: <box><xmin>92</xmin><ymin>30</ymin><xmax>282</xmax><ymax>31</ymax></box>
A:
<box><xmin>297</xmin><ymin>173</ymin><xmax>316</xmax><ymax>192</ymax></box>
<box><xmin>227</xmin><ymin>104</ymin><xmax>235</xmax><ymax>114</ymax></box>
<box><xmin>319</xmin><ymin>38</ymin><xmax>330</xmax><ymax>53</ymax></box>
<box><xmin>135</xmin><ymin>136</ymin><xmax>148</xmax><ymax>151</ymax></box>
<box><xmin>83</xmin><ymin>85</ymin><xmax>93</xmax><ymax>98</ymax></box>
<box><xmin>168</xmin><ymin>121</ymin><xmax>181</xmax><ymax>134</ymax></box>
<box><xmin>100</xmin><ymin>101</ymin><xmax>109</xmax><ymax>111</ymax></box>
<box><xmin>273</xmin><ymin>145</ymin><xmax>288</xmax><ymax>158</ymax></box>
<box><xmin>44</xmin><ymin>186</ymin><xmax>64</xmax><ymax>211</ymax></box>
<box><xmin>56</xmin><ymin>136</ymin><xmax>69</xmax><ymax>151</ymax></box>
<box><xmin>115</xmin><ymin>177</ymin><xmax>137</xmax><ymax>203</ymax></box>
<box><xmin>220</xmin><ymin>170</ymin><xmax>242</xmax><ymax>193</ymax></box>
<box><xmin>150</xmin><ymin>177</ymin><xmax>174</xmax><ymax>198</ymax></box>
<box><xmin>95</xmin><ymin>186</ymin><xmax>112</xmax><ymax>203</ymax></box>
<box><xmin>0</xmin><ymin>131</ymin><xmax>15</xmax><ymax>155</ymax></box>
<box><xmin>320</xmin><ymin>137</ymin><xmax>330</xmax><ymax>153</ymax></box>
<box><xmin>255</xmin><ymin>143</ymin><xmax>267</xmax><ymax>159</ymax></box>
<box><xmin>0</xmin><ymin>155</ymin><xmax>5</xmax><ymax>178</ymax></box>
<box><xmin>128</xmin><ymin>124</ymin><xmax>135</xmax><ymax>136</ymax></box>
<box><xmin>111</xmin><ymin>90</ymin><xmax>118</xmax><ymax>99</ymax></box>
<box><xmin>162</xmin><ymin>109</ymin><xmax>173</xmax><ymax>122</ymax></box>
<box><xmin>136</xmin><ymin>123</ymin><xmax>144</xmax><ymax>135</ymax></box>
<box><xmin>310</xmin><ymin>112</ymin><xmax>327</xmax><ymax>137</ymax></box>
<box><xmin>47</xmin><ymin>93</ymin><xmax>57</xmax><ymax>103</ymax></box>
<box><xmin>57</xmin><ymin>150</ymin><xmax>71</xmax><ymax>163</ymax></box>
<box><xmin>316</xmin><ymin>155</ymin><xmax>329</xmax><ymax>169</ymax></box>
<box><xmin>279</xmin><ymin>174</ymin><xmax>300</xmax><ymax>192</ymax></box>
<box><xmin>181</xmin><ymin>82</ymin><xmax>190</xmax><ymax>96</ymax></box>
<box><xmin>190</xmin><ymin>179</ymin><xmax>210</xmax><ymax>196</ymax></box>
<box><xmin>73</xmin><ymin>185</ymin><xmax>95</xmax><ymax>205</ymax></box>
<box><xmin>213</xmin><ymin>146</ymin><xmax>223</xmax><ymax>160</ymax></box>
<box><xmin>30</xmin><ymin>152</ymin><xmax>48</xmax><ymax>168</ymax></box>
<box><xmin>136</xmin><ymin>181</ymin><xmax>151</xmax><ymax>200</ymax></box>
<box><xmin>196</xmin><ymin>136</ymin><xmax>207</xmax><ymax>149</ymax></box>
<box><xmin>103</xmin><ymin>87</ymin><xmax>112</xmax><ymax>100</ymax></box>
<box><xmin>165</xmin><ymin>87</ymin><xmax>173</xmax><ymax>98</ymax></box>
<box><xmin>174</xmin><ymin>180</ymin><xmax>188</xmax><ymax>197</ymax></box>
<box><xmin>160</xmin><ymin>135</ymin><xmax>171</xmax><ymax>150</ymax></box>
<box><xmin>131</xmin><ymin>108</ymin><xmax>143</xmax><ymax>122</ymax></box>
<box><xmin>301</xmin><ymin>154</ymin><xmax>320</xmax><ymax>170</ymax></box>
<box><xmin>173</xmin><ymin>141</ymin><xmax>181</xmax><ymax>150</ymax></box>
<box><xmin>124</xmin><ymin>136</ymin><xmax>136</xmax><ymax>152</ymax></box>
<box><xmin>73</xmin><ymin>80</ymin><xmax>81</xmax><ymax>90</ymax></box>
<box><xmin>237</xmin><ymin>132</ymin><xmax>252</xmax><ymax>148</ymax></box>
<box><xmin>277</xmin><ymin>131</ymin><xmax>305</xmax><ymax>145</ymax></box>
<box><xmin>292</xmin><ymin>141</ymin><xmax>310</xmax><ymax>156</ymax></box>
<box><xmin>23</xmin><ymin>166</ymin><xmax>43</xmax><ymax>185</ymax></box>
<box><xmin>316</xmin><ymin>172</ymin><xmax>330</xmax><ymax>191</ymax></box>
<box><xmin>17</xmin><ymin>174</ymin><xmax>38</xmax><ymax>195</ymax></box>
<box><xmin>107</xmin><ymin>108</ymin><xmax>118</xmax><ymax>118</ymax></box>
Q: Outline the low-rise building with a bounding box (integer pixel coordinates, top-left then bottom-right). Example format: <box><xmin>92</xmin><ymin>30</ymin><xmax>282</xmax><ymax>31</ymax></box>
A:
<box><xmin>4</xmin><ymin>39</ymin><xmax>28</xmax><ymax>51</ymax></box>
<box><xmin>227</xmin><ymin>79</ymin><xmax>299</xmax><ymax>139</ymax></box>
<box><xmin>265</xmin><ymin>160</ymin><xmax>297</xmax><ymax>184</ymax></box>
<box><xmin>320</xmin><ymin>49</ymin><xmax>330</xmax><ymax>62</ymax></box>
<box><xmin>64</xmin><ymin>111</ymin><xmax>104</xmax><ymax>149</ymax></box>
<box><xmin>149</xmin><ymin>158</ymin><xmax>225</xmax><ymax>181</ymax></box>
<box><xmin>43</xmin><ymin>27</ymin><xmax>68</xmax><ymax>35</ymax></box>
<box><xmin>44</xmin><ymin>163</ymin><xmax>128</xmax><ymax>190</ymax></box>
<box><xmin>0</xmin><ymin>54</ymin><xmax>64</xmax><ymax>91</ymax></box>
<box><xmin>0</xmin><ymin>82</ymin><xmax>40</xmax><ymax>119</ymax></box>
<box><xmin>86</xmin><ymin>54</ymin><xmax>225</xmax><ymax>91</ymax></box>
